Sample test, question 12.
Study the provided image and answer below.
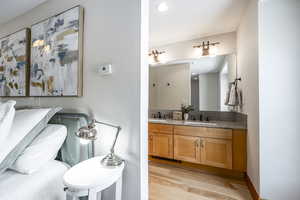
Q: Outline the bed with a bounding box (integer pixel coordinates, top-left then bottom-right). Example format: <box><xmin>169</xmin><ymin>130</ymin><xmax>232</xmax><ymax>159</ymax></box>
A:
<box><xmin>0</xmin><ymin>160</ymin><xmax>68</xmax><ymax>200</ymax></box>
<box><xmin>0</xmin><ymin>111</ymin><xmax>91</xmax><ymax>200</ymax></box>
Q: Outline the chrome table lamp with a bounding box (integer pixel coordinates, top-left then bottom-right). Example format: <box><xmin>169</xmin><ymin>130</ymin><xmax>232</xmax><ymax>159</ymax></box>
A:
<box><xmin>75</xmin><ymin>119</ymin><xmax>124</xmax><ymax>167</ymax></box>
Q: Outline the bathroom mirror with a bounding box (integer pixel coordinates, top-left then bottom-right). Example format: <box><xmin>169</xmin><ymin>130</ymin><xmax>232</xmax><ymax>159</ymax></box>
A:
<box><xmin>149</xmin><ymin>54</ymin><xmax>237</xmax><ymax>111</ymax></box>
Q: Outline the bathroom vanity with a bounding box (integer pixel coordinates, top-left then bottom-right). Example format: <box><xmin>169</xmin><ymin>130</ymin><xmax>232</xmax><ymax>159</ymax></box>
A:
<box><xmin>148</xmin><ymin>119</ymin><xmax>246</xmax><ymax>172</ymax></box>
<box><xmin>148</xmin><ymin>53</ymin><xmax>247</xmax><ymax>174</ymax></box>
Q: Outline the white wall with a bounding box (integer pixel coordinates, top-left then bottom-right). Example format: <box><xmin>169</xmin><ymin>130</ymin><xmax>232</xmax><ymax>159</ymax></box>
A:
<box><xmin>191</xmin><ymin>78</ymin><xmax>199</xmax><ymax>111</ymax></box>
<box><xmin>227</xmin><ymin>54</ymin><xmax>237</xmax><ymax>83</ymax></box>
<box><xmin>259</xmin><ymin>0</ymin><xmax>300</xmax><ymax>199</ymax></box>
<box><xmin>199</xmin><ymin>73</ymin><xmax>219</xmax><ymax>111</ymax></box>
<box><xmin>149</xmin><ymin>66</ymin><xmax>158</xmax><ymax>110</ymax></box>
<box><xmin>151</xmin><ymin>32</ymin><xmax>237</xmax><ymax>63</ymax></box>
<box><xmin>219</xmin><ymin>71</ymin><xmax>229</xmax><ymax>111</ymax></box>
<box><xmin>237</xmin><ymin>0</ymin><xmax>260</xmax><ymax>194</ymax></box>
<box><xmin>219</xmin><ymin>54</ymin><xmax>237</xmax><ymax>111</ymax></box>
<box><xmin>149</xmin><ymin>63</ymin><xmax>190</xmax><ymax>110</ymax></box>
<box><xmin>0</xmin><ymin>0</ymin><xmax>149</xmax><ymax>200</ymax></box>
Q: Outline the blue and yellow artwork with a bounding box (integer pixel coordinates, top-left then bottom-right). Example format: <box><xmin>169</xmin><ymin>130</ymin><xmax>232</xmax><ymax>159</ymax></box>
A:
<box><xmin>0</xmin><ymin>29</ymin><xmax>29</xmax><ymax>97</ymax></box>
<box><xmin>30</xmin><ymin>6</ymin><xmax>83</xmax><ymax>96</ymax></box>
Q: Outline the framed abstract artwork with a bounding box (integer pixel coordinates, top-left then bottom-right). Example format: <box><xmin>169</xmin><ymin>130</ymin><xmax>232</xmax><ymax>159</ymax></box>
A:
<box><xmin>30</xmin><ymin>6</ymin><xmax>83</xmax><ymax>96</ymax></box>
<box><xmin>0</xmin><ymin>29</ymin><xmax>30</xmax><ymax>97</ymax></box>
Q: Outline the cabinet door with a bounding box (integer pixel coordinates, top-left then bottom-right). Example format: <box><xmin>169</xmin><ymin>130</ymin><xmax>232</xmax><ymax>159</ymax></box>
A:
<box><xmin>174</xmin><ymin>135</ymin><xmax>201</xmax><ymax>163</ymax></box>
<box><xmin>150</xmin><ymin>134</ymin><xmax>173</xmax><ymax>159</ymax></box>
<box><xmin>200</xmin><ymin>138</ymin><xmax>232</xmax><ymax>169</ymax></box>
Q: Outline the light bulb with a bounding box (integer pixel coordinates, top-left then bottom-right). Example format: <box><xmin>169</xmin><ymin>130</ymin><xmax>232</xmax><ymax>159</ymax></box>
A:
<box><xmin>149</xmin><ymin>56</ymin><xmax>156</xmax><ymax>65</ymax></box>
<box><xmin>158</xmin><ymin>2</ymin><xmax>168</xmax><ymax>12</ymax></box>
<box><xmin>194</xmin><ymin>48</ymin><xmax>203</xmax><ymax>57</ymax></box>
<box><xmin>159</xmin><ymin>53</ymin><xmax>167</xmax><ymax>63</ymax></box>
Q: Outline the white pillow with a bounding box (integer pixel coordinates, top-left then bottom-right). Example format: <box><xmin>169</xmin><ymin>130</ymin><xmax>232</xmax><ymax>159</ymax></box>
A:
<box><xmin>0</xmin><ymin>107</ymin><xmax>61</xmax><ymax>174</ymax></box>
<box><xmin>10</xmin><ymin>124</ymin><xmax>67</xmax><ymax>174</ymax></box>
<box><xmin>0</xmin><ymin>100</ymin><xmax>16</xmax><ymax>144</ymax></box>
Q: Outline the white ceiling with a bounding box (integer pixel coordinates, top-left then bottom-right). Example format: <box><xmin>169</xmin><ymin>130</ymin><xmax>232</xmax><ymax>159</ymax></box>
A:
<box><xmin>150</xmin><ymin>0</ymin><xmax>249</xmax><ymax>47</ymax></box>
<box><xmin>0</xmin><ymin>0</ymin><xmax>248</xmax><ymax>47</ymax></box>
<box><xmin>0</xmin><ymin>0</ymin><xmax>48</xmax><ymax>25</ymax></box>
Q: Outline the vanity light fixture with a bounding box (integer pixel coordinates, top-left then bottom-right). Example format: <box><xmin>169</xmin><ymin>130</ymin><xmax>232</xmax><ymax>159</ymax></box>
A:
<box><xmin>76</xmin><ymin>119</ymin><xmax>124</xmax><ymax>167</ymax></box>
<box><xmin>149</xmin><ymin>49</ymin><xmax>166</xmax><ymax>63</ymax></box>
<box><xmin>193</xmin><ymin>41</ymin><xmax>220</xmax><ymax>56</ymax></box>
<box><xmin>158</xmin><ymin>2</ymin><xmax>168</xmax><ymax>12</ymax></box>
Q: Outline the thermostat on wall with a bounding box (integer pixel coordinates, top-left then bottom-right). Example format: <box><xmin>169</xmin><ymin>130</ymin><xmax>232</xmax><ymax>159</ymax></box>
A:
<box><xmin>98</xmin><ymin>64</ymin><xmax>112</xmax><ymax>75</ymax></box>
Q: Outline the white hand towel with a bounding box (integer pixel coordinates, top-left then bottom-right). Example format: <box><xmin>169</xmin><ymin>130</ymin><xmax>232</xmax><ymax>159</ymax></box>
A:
<box><xmin>228</xmin><ymin>83</ymin><xmax>237</xmax><ymax>106</ymax></box>
<box><xmin>224</xmin><ymin>84</ymin><xmax>231</xmax><ymax>105</ymax></box>
<box><xmin>237</xmin><ymin>89</ymin><xmax>243</xmax><ymax>106</ymax></box>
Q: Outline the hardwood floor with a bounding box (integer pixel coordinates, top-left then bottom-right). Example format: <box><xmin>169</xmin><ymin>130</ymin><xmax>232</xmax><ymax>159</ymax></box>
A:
<box><xmin>149</xmin><ymin>161</ymin><xmax>252</xmax><ymax>200</ymax></box>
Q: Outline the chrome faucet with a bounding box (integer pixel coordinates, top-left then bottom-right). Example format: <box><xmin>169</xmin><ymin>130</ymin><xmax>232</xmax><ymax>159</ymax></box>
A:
<box><xmin>158</xmin><ymin>112</ymin><xmax>162</xmax><ymax>119</ymax></box>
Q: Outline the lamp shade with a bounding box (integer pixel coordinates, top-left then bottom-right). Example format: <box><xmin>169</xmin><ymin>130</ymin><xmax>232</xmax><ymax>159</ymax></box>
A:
<box><xmin>75</xmin><ymin>126</ymin><xmax>97</xmax><ymax>141</ymax></box>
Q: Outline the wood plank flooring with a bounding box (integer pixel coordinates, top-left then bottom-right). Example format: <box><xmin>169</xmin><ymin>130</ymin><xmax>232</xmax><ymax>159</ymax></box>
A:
<box><xmin>149</xmin><ymin>162</ymin><xmax>252</xmax><ymax>200</ymax></box>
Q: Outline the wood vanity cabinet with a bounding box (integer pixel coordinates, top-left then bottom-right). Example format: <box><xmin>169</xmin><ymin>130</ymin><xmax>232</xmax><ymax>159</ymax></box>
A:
<box><xmin>149</xmin><ymin>123</ymin><xmax>246</xmax><ymax>172</ymax></box>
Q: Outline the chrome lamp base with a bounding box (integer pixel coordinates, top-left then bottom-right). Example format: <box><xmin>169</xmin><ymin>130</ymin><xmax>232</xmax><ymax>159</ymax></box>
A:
<box><xmin>101</xmin><ymin>153</ymin><xmax>124</xmax><ymax>167</ymax></box>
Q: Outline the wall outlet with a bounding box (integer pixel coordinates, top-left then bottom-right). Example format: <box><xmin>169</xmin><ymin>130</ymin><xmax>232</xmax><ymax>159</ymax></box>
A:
<box><xmin>98</xmin><ymin>64</ymin><xmax>112</xmax><ymax>75</ymax></box>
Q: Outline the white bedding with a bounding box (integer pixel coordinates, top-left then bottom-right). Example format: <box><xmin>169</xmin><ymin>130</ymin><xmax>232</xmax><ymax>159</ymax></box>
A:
<box><xmin>0</xmin><ymin>100</ymin><xmax>16</xmax><ymax>144</ymax></box>
<box><xmin>10</xmin><ymin>124</ymin><xmax>67</xmax><ymax>174</ymax></box>
<box><xmin>0</xmin><ymin>108</ymin><xmax>51</xmax><ymax>164</ymax></box>
<box><xmin>0</xmin><ymin>160</ymin><xmax>69</xmax><ymax>200</ymax></box>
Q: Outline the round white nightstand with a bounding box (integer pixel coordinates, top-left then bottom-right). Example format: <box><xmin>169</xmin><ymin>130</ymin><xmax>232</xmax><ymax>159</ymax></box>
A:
<box><xmin>63</xmin><ymin>156</ymin><xmax>125</xmax><ymax>200</ymax></box>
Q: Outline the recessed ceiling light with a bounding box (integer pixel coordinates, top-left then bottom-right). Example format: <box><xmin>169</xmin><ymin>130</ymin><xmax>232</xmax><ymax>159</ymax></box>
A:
<box><xmin>158</xmin><ymin>2</ymin><xmax>168</xmax><ymax>12</ymax></box>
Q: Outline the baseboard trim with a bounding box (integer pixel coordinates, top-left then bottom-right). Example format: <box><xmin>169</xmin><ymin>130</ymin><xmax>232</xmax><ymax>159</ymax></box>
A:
<box><xmin>245</xmin><ymin>174</ymin><xmax>260</xmax><ymax>200</ymax></box>
<box><xmin>149</xmin><ymin>156</ymin><xmax>245</xmax><ymax>180</ymax></box>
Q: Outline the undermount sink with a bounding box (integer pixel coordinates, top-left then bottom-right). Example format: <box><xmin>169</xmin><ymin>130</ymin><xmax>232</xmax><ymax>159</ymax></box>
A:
<box><xmin>149</xmin><ymin>119</ymin><xmax>168</xmax><ymax>123</ymax></box>
<box><xmin>148</xmin><ymin>118</ymin><xmax>217</xmax><ymax>126</ymax></box>
<box><xmin>183</xmin><ymin>121</ymin><xmax>217</xmax><ymax>126</ymax></box>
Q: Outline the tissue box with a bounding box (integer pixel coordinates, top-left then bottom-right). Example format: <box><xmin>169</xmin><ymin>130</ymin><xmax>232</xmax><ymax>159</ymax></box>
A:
<box><xmin>173</xmin><ymin>111</ymin><xmax>182</xmax><ymax>120</ymax></box>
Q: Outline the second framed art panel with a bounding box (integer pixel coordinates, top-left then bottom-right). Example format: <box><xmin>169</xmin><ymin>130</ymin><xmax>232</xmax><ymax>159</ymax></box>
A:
<box><xmin>30</xmin><ymin>6</ymin><xmax>83</xmax><ymax>97</ymax></box>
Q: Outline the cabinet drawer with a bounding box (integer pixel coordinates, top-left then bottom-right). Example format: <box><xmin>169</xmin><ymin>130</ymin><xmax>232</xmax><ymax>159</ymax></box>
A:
<box><xmin>149</xmin><ymin>123</ymin><xmax>159</xmax><ymax>132</ymax></box>
<box><xmin>206</xmin><ymin>128</ymin><xmax>232</xmax><ymax>139</ymax></box>
<box><xmin>149</xmin><ymin>123</ymin><xmax>173</xmax><ymax>135</ymax></box>
<box><xmin>174</xmin><ymin>126</ymin><xmax>206</xmax><ymax>137</ymax></box>
<box><xmin>174</xmin><ymin>126</ymin><xmax>232</xmax><ymax>139</ymax></box>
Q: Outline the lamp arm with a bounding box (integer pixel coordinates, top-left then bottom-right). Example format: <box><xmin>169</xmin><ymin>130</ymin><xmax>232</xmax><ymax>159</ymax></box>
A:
<box><xmin>93</xmin><ymin>120</ymin><xmax>122</xmax><ymax>154</ymax></box>
<box><xmin>110</xmin><ymin>126</ymin><xmax>122</xmax><ymax>154</ymax></box>
<box><xmin>93</xmin><ymin>120</ymin><xmax>120</xmax><ymax>129</ymax></box>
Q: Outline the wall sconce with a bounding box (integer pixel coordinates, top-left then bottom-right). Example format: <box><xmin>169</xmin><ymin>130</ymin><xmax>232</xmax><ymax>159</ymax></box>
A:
<box><xmin>193</xmin><ymin>41</ymin><xmax>220</xmax><ymax>56</ymax></box>
<box><xmin>149</xmin><ymin>49</ymin><xmax>166</xmax><ymax>63</ymax></box>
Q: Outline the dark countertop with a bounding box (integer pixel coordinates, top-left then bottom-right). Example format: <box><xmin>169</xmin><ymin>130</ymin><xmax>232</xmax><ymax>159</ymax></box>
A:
<box><xmin>148</xmin><ymin>118</ymin><xmax>247</xmax><ymax>130</ymax></box>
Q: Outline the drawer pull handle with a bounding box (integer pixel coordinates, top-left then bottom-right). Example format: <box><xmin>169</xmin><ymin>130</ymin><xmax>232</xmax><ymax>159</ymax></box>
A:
<box><xmin>200</xmin><ymin>140</ymin><xmax>204</xmax><ymax>148</ymax></box>
<box><xmin>195</xmin><ymin>140</ymin><xmax>199</xmax><ymax>147</ymax></box>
